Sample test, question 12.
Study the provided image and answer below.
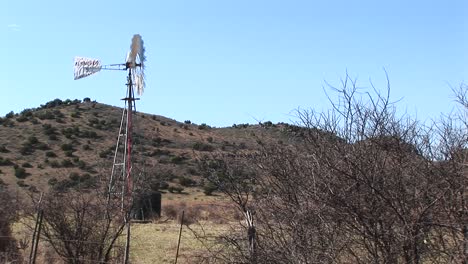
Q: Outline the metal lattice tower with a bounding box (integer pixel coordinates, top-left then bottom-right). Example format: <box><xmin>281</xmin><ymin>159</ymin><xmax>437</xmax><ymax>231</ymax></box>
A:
<box><xmin>107</xmin><ymin>68</ymin><xmax>139</xmax><ymax>209</ymax></box>
<box><xmin>73</xmin><ymin>34</ymin><xmax>146</xmax><ymax>211</ymax></box>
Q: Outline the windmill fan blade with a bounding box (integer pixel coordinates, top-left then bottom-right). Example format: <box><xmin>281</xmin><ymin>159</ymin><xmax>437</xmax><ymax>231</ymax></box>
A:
<box><xmin>128</xmin><ymin>34</ymin><xmax>146</xmax><ymax>95</ymax></box>
<box><xmin>135</xmin><ymin>74</ymin><xmax>145</xmax><ymax>95</ymax></box>
<box><xmin>128</xmin><ymin>34</ymin><xmax>146</xmax><ymax>66</ymax></box>
<box><xmin>74</xmin><ymin>57</ymin><xmax>102</xmax><ymax>80</ymax></box>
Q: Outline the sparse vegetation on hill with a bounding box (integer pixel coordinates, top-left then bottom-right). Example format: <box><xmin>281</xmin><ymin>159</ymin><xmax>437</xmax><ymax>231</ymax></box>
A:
<box><xmin>0</xmin><ymin>98</ymin><xmax>269</xmax><ymax>196</ymax></box>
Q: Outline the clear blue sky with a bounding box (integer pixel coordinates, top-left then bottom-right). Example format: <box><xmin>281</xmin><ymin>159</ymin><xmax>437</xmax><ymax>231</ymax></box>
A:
<box><xmin>2</xmin><ymin>0</ymin><xmax>467</xmax><ymax>127</ymax></box>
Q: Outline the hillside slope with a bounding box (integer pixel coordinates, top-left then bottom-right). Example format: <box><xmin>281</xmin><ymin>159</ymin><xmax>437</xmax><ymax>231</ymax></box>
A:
<box><xmin>0</xmin><ymin>99</ymin><xmax>290</xmax><ymax>198</ymax></box>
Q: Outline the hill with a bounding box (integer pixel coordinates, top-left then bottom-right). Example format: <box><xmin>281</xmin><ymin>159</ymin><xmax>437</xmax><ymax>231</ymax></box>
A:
<box><xmin>0</xmin><ymin>98</ymin><xmax>292</xmax><ymax>199</ymax></box>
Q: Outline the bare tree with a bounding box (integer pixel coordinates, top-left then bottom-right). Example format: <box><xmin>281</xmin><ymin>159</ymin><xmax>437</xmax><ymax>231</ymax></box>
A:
<box><xmin>0</xmin><ymin>190</ymin><xmax>21</xmax><ymax>263</ymax></box>
<box><xmin>28</xmin><ymin>189</ymin><xmax>126</xmax><ymax>264</ymax></box>
<box><xmin>196</xmin><ymin>74</ymin><xmax>467</xmax><ymax>264</ymax></box>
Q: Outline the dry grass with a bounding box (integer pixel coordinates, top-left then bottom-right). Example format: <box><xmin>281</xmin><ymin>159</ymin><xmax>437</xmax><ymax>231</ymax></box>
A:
<box><xmin>129</xmin><ymin>221</ymin><xmax>229</xmax><ymax>264</ymax></box>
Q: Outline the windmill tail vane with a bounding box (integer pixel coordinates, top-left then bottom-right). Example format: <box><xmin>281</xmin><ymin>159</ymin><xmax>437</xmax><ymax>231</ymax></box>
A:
<box><xmin>73</xmin><ymin>33</ymin><xmax>146</xmax><ymax>91</ymax></box>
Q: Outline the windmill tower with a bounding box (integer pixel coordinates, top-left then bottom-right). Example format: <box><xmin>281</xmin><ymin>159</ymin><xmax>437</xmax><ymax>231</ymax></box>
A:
<box><xmin>74</xmin><ymin>34</ymin><xmax>146</xmax><ymax>210</ymax></box>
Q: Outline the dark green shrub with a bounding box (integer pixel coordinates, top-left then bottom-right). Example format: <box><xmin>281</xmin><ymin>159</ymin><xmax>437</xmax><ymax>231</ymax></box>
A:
<box><xmin>5</xmin><ymin>111</ymin><xmax>14</xmax><ymax>119</ymax></box>
<box><xmin>28</xmin><ymin>136</ymin><xmax>39</xmax><ymax>145</ymax></box>
<box><xmin>203</xmin><ymin>182</ymin><xmax>218</xmax><ymax>196</ymax></box>
<box><xmin>49</xmin><ymin>160</ymin><xmax>60</xmax><ymax>168</ymax></box>
<box><xmin>159</xmin><ymin>181</ymin><xmax>169</xmax><ymax>190</ymax></box>
<box><xmin>206</xmin><ymin>136</ymin><xmax>213</xmax><ymax>143</ymax></box>
<box><xmin>187</xmin><ymin>167</ymin><xmax>198</xmax><ymax>175</ymax></box>
<box><xmin>36</xmin><ymin>142</ymin><xmax>49</xmax><ymax>150</ymax></box>
<box><xmin>82</xmin><ymin>145</ymin><xmax>91</xmax><ymax>150</ymax></box>
<box><xmin>36</xmin><ymin>110</ymin><xmax>55</xmax><ymax>120</ymax></box>
<box><xmin>170</xmin><ymin>155</ymin><xmax>185</xmax><ymax>164</ymax></box>
<box><xmin>70</xmin><ymin>111</ymin><xmax>81</xmax><ymax>118</ymax></box>
<box><xmin>16</xmin><ymin>115</ymin><xmax>28</xmax><ymax>122</ymax></box>
<box><xmin>179</xmin><ymin>176</ymin><xmax>196</xmax><ymax>187</ymax></box>
<box><xmin>45</xmin><ymin>151</ymin><xmax>57</xmax><ymax>158</ymax></box>
<box><xmin>77</xmin><ymin>160</ymin><xmax>86</xmax><ymax>170</ymax></box>
<box><xmin>52</xmin><ymin>109</ymin><xmax>64</xmax><ymax>118</ymax></box>
<box><xmin>48</xmin><ymin>178</ymin><xmax>58</xmax><ymax>186</ymax></box>
<box><xmin>61</xmin><ymin>159</ymin><xmax>74</xmax><ymax>168</ymax></box>
<box><xmin>184</xmin><ymin>120</ymin><xmax>191</xmax><ymax>124</ymax></box>
<box><xmin>0</xmin><ymin>157</ymin><xmax>13</xmax><ymax>166</ymax></box>
<box><xmin>17</xmin><ymin>180</ymin><xmax>28</xmax><ymax>187</ymax></box>
<box><xmin>22</xmin><ymin>162</ymin><xmax>33</xmax><ymax>168</ymax></box>
<box><xmin>198</xmin><ymin>123</ymin><xmax>210</xmax><ymax>130</ymax></box>
<box><xmin>52</xmin><ymin>173</ymin><xmax>97</xmax><ymax>192</ymax></box>
<box><xmin>14</xmin><ymin>167</ymin><xmax>28</xmax><ymax>179</ymax></box>
<box><xmin>20</xmin><ymin>109</ymin><xmax>33</xmax><ymax>117</ymax></box>
<box><xmin>99</xmin><ymin>149</ymin><xmax>112</xmax><ymax>158</ymax></box>
<box><xmin>20</xmin><ymin>144</ymin><xmax>34</xmax><ymax>155</ymax></box>
<box><xmin>192</xmin><ymin>142</ymin><xmax>214</xmax><ymax>152</ymax></box>
<box><xmin>146</xmin><ymin>149</ymin><xmax>171</xmax><ymax>157</ymax></box>
<box><xmin>61</xmin><ymin>143</ymin><xmax>74</xmax><ymax>151</ymax></box>
<box><xmin>0</xmin><ymin>145</ymin><xmax>9</xmax><ymax>153</ymax></box>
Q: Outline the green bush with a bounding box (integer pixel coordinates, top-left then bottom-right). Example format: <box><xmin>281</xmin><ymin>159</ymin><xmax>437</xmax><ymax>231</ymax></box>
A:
<box><xmin>36</xmin><ymin>110</ymin><xmax>55</xmax><ymax>120</ymax></box>
<box><xmin>49</xmin><ymin>160</ymin><xmax>60</xmax><ymax>168</ymax></box>
<box><xmin>0</xmin><ymin>157</ymin><xmax>13</xmax><ymax>166</ymax></box>
<box><xmin>14</xmin><ymin>167</ymin><xmax>28</xmax><ymax>179</ymax></box>
<box><xmin>179</xmin><ymin>176</ymin><xmax>196</xmax><ymax>187</ymax></box>
<box><xmin>0</xmin><ymin>145</ymin><xmax>9</xmax><ymax>153</ymax></box>
<box><xmin>203</xmin><ymin>182</ymin><xmax>218</xmax><ymax>196</ymax></box>
<box><xmin>45</xmin><ymin>151</ymin><xmax>57</xmax><ymax>158</ymax></box>
<box><xmin>52</xmin><ymin>173</ymin><xmax>97</xmax><ymax>192</ymax></box>
<box><xmin>159</xmin><ymin>181</ymin><xmax>169</xmax><ymax>190</ymax></box>
<box><xmin>16</xmin><ymin>115</ymin><xmax>29</xmax><ymax>122</ymax></box>
<box><xmin>22</xmin><ymin>162</ymin><xmax>33</xmax><ymax>168</ymax></box>
<box><xmin>99</xmin><ymin>149</ymin><xmax>112</xmax><ymax>158</ymax></box>
<box><xmin>61</xmin><ymin>143</ymin><xmax>74</xmax><ymax>151</ymax></box>
<box><xmin>36</xmin><ymin>142</ymin><xmax>49</xmax><ymax>150</ymax></box>
<box><xmin>48</xmin><ymin>178</ymin><xmax>58</xmax><ymax>186</ymax></box>
<box><xmin>5</xmin><ymin>111</ymin><xmax>14</xmax><ymax>119</ymax></box>
<box><xmin>192</xmin><ymin>142</ymin><xmax>214</xmax><ymax>152</ymax></box>
<box><xmin>17</xmin><ymin>180</ymin><xmax>28</xmax><ymax>187</ymax></box>
<box><xmin>20</xmin><ymin>144</ymin><xmax>34</xmax><ymax>155</ymax></box>
<box><xmin>170</xmin><ymin>155</ymin><xmax>185</xmax><ymax>164</ymax></box>
<box><xmin>61</xmin><ymin>159</ymin><xmax>74</xmax><ymax>168</ymax></box>
<box><xmin>70</xmin><ymin>111</ymin><xmax>81</xmax><ymax>118</ymax></box>
<box><xmin>27</xmin><ymin>136</ymin><xmax>39</xmax><ymax>145</ymax></box>
<box><xmin>198</xmin><ymin>123</ymin><xmax>210</xmax><ymax>130</ymax></box>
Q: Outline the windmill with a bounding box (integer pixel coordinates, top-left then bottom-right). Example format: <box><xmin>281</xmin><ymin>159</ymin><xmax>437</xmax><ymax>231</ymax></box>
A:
<box><xmin>74</xmin><ymin>34</ymin><xmax>146</xmax><ymax>210</ymax></box>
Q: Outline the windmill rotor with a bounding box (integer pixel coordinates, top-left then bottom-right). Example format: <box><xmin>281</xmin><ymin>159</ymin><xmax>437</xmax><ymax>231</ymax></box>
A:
<box><xmin>126</xmin><ymin>34</ymin><xmax>146</xmax><ymax>95</ymax></box>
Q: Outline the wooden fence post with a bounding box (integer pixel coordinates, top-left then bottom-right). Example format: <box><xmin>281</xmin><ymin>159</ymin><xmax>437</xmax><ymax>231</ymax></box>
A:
<box><xmin>174</xmin><ymin>210</ymin><xmax>184</xmax><ymax>264</ymax></box>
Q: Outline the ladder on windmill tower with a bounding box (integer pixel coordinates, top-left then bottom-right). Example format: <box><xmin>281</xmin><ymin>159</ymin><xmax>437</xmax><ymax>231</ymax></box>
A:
<box><xmin>74</xmin><ymin>34</ymin><xmax>146</xmax><ymax>211</ymax></box>
<box><xmin>108</xmin><ymin>67</ymin><xmax>140</xmax><ymax>209</ymax></box>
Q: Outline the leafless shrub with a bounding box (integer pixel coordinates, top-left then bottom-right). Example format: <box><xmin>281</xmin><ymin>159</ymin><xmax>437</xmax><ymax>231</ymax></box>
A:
<box><xmin>26</xmin><ymin>190</ymin><xmax>126</xmax><ymax>264</ymax></box>
<box><xmin>196</xmin><ymin>75</ymin><xmax>468</xmax><ymax>264</ymax></box>
<box><xmin>0</xmin><ymin>191</ymin><xmax>21</xmax><ymax>263</ymax></box>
